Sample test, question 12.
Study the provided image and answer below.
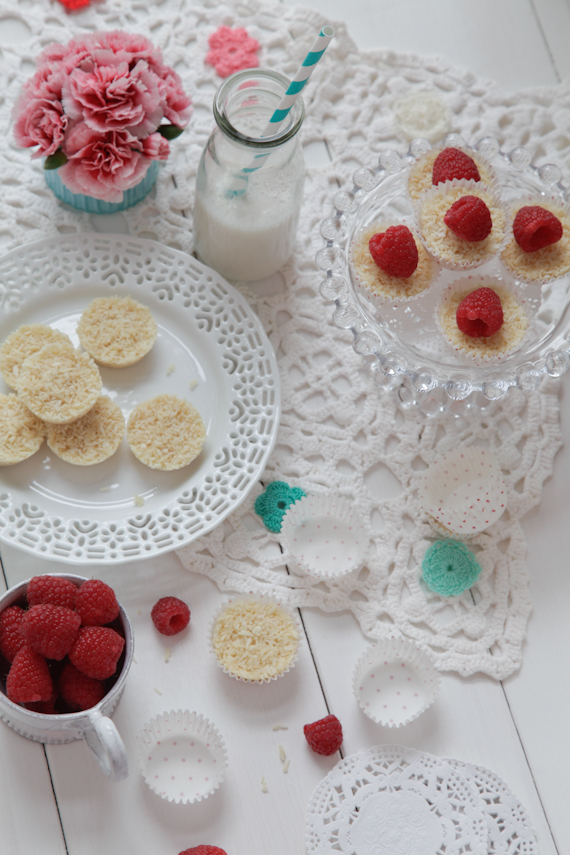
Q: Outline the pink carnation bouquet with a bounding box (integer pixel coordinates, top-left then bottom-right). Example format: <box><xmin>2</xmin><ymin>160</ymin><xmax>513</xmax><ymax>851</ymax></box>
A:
<box><xmin>12</xmin><ymin>31</ymin><xmax>192</xmax><ymax>203</ymax></box>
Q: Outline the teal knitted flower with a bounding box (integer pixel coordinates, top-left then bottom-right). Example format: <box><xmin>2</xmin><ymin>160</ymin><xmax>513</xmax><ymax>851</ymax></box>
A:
<box><xmin>254</xmin><ymin>481</ymin><xmax>306</xmax><ymax>533</ymax></box>
<box><xmin>421</xmin><ymin>540</ymin><xmax>482</xmax><ymax>597</ymax></box>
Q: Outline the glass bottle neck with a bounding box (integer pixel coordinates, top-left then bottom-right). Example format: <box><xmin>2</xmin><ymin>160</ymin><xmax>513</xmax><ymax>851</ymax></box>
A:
<box><xmin>213</xmin><ymin>69</ymin><xmax>305</xmax><ymax>150</ymax></box>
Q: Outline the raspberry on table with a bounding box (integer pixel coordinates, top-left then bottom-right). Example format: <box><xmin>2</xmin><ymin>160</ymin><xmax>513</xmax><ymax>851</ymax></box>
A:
<box><xmin>513</xmin><ymin>205</ymin><xmax>563</xmax><ymax>252</ymax></box>
<box><xmin>368</xmin><ymin>225</ymin><xmax>419</xmax><ymax>278</ymax></box>
<box><xmin>151</xmin><ymin>596</ymin><xmax>191</xmax><ymax>636</ymax></box>
<box><xmin>179</xmin><ymin>848</ymin><xmax>228</xmax><ymax>855</ymax></box>
<box><xmin>0</xmin><ymin>604</ymin><xmax>26</xmax><ymax>663</ymax></box>
<box><xmin>27</xmin><ymin>575</ymin><xmax>77</xmax><ymax>610</ymax></box>
<box><xmin>69</xmin><ymin>626</ymin><xmax>125</xmax><ymax>680</ymax></box>
<box><xmin>456</xmin><ymin>287</ymin><xmax>504</xmax><ymax>337</ymax></box>
<box><xmin>303</xmin><ymin>713</ymin><xmax>343</xmax><ymax>756</ymax></box>
<box><xmin>444</xmin><ymin>195</ymin><xmax>492</xmax><ymax>242</ymax></box>
<box><xmin>432</xmin><ymin>147</ymin><xmax>481</xmax><ymax>185</ymax></box>
<box><xmin>75</xmin><ymin>579</ymin><xmax>120</xmax><ymax>626</ymax></box>
<box><xmin>59</xmin><ymin>661</ymin><xmax>106</xmax><ymax>711</ymax></box>
<box><xmin>23</xmin><ymin>604</ymin><xmax>81</xmax><ymax>661</ymax></box>
<box><xmin>6</xmin><ymin>645</ymin><xmax>53</xmax><ymax>704</ymax></box>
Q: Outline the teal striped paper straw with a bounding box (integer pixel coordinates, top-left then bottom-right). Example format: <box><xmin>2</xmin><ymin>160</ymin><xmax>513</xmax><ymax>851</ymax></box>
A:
<box><xmin>228</xmin><ymin>26</ymin><xmax>334</xmax><ymax>196</ymax></box>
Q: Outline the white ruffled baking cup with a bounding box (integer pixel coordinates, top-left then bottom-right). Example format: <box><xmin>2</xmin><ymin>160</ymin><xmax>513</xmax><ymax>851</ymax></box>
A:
<box><xmin>281</xmin><ymin>493</ymin><xmax>370</xmax><ymax>577</ymax></box>
<box><xmin>352</xmin><ymin>638</ymin><xmax>441</xmax><ymax>727</ymax></box>
<box><xmin>407</xmin><ymin>140</ymin><xmax>497</xmax><ymax>205</ymax></box>
<box><xmin>418</xmin><ymin>446</ymin><xmax>507</xmax><ymax>536</ymax></box>
<box><xmin>349</xmin><ymin>219</ymin><xmax>437</xmax><ymax>308</ymax></box>
<box><xmin>138</xmin><ymin>710</ymin><xmax>227</xmax><ymax>804</ymax></box>
<box><xmin>208</xmin><ymin>594</ymin><xmax>302</xmax><ymax>683</ymax></box>
<box><xmin>501</xmin><ymin>194</ymin><xmax>570</xmax><ymax>285</ymax></box>
<box><xmin>417</xmin><ymin>178</ymin><xmax>508</xmax><ymax>270</ymax></box>
<box><xmin>435</xmin><ymin>274</ymin><xmax>534</xmax><ymax>365</ymax></box>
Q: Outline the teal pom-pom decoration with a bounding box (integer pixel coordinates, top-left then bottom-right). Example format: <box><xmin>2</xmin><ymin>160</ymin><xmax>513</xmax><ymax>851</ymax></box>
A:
<box><xmin>254</xmin><ymin>481</ymin><xmax>306</xmax><ymax>533</ymax></box>
<box><xmin>421</xmin><ymin>540</ymin><xmax>482</xmax><ymax>597</ymax></box>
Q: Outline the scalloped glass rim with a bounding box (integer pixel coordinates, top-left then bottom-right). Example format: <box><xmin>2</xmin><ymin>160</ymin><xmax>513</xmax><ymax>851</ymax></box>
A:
<box><xmin>317</xmin><ymin>133</ymin><xmax>570</xmax><ymax>405</ymax></box>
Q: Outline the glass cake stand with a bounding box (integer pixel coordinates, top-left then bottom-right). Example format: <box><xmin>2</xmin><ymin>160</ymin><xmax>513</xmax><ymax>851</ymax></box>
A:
<box><xmin>316</xmin><ymin>133</ymin><xmax>570</xmax><ymax>413</ymax></box>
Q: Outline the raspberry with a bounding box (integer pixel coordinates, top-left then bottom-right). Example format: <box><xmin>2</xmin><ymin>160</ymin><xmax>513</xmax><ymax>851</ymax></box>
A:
<box><xmin>303</xmin><ymin>713</ymin><xmax>343</xmax><ymax>756</ymax></box>
<box><xmin>368</xmin><ymin>225</ymin><xmax>419</xmax><ymax>278</ymax></box>
<box><xmin>69</xmin><ymin>626</ymin><xmax>125</xmax><ymax>680</ymax></box>
<box><xmin>23</xmin><ymin>604</ymin><xmax>81</xmax><ymax>661</ymax></box>
<box><xmin>456</xmin><ymin>287</ymin><xmax>504</xmax><ymax>338</ymax></box>
<box><xmin>27</xmin><ymin>575</ymin><xmax>77</xmax><ymax>610</ymax></box>
<box><xmin>432</xmin><ymin>147</ymin><xmax>481</xmax><ymax>185</ymax></box>
<box><xmin>59</xmin><ymin>661</ymin><xmax>106</xmax><ymax>711</ymax></box>
<box><xmin>6</xmin><ymin>645</ymin><xmax>53</xmax><ymax>704</ymax></box>
<box><xmin>0</xmin><ymin>605</ymin><xmax>26</xmax><ymax>663</ymax></box>
<box><xmin>26</xmin><ymin>697</ymin><xmax>57</xmax><ymax>714</ymax></box>
<box><xmin>179</xmin><ymin>848</ymin><xmax>228</xmax><ymax>855</ymax></box>
<box><xmin>444</xmin><ymin>195</ymin><xmax>492</xmax><ymax>241</ymax></box>
<box><xmin>513</xmin><ymin>205</ymin><xmax>563</xmax><ymax>252</ymax></box>
<box><xmin>75</xmin><ymin>579</ymin><xmax>120</xmax><ymax>627</ymax></box>
<box><xmin>151</xmin><ymin>596</ymin><xmax>191</xmax><ymax>636</ymax></box>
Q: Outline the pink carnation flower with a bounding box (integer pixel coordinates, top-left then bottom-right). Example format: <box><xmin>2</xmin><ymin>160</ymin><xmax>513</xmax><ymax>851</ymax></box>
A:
<box><xmin>13</xmin><ymin>30</ymin><xmax>193</xmax><ymax>198</ymax></box>
<box><xmin>141</xmin><ymin>132</ymin><xmax>170</xmax><ymax>160</ymax></box>
<box><xmin>13</xmin><ymin>97</ymin><xmax>68</xmax><ymax>157</ymax></box>
<box><xmin>205</xmin><ymin>26</ymin><xmax>260</xmax><ymax>78</ymax></box>
<box><xmin>59</xmin><ymin>122</ymin><xmax>151</xmax><ymax>202</ymax></box>
<box><xmin>62</xmin><ymin>60</ymin><xmax>163</xmax><ymax>136</ymax></box>
<box><xmin>156</xmin><ymin>67</ymin><xmax>193</xmax><ymax>127</ymax></box>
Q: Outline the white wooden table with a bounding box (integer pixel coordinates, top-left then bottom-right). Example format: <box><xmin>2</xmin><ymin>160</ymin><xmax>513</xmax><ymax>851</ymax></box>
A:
<box><xmin>2</xmin><ymin>1</ymin><xmax>570</xmax><ymax>853</ymax></box>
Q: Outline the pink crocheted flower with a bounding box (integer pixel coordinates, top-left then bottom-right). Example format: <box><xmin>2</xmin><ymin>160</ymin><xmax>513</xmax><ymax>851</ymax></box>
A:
<box><xmin>205</xmin><ymin>26</ymin><xmax>260</xmax><ymax>78</ymax></box>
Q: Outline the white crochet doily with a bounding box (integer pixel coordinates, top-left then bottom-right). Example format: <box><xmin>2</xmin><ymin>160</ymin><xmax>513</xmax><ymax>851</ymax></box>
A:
<box><xmin>305</xmin><ymin>745</ymin><xmax>537</xmax><ymax>855</ymax></box>
<box><xmin>0</xmin><ymin>0</ymin><xmax>565</xmax><ymax>677</ymax></box>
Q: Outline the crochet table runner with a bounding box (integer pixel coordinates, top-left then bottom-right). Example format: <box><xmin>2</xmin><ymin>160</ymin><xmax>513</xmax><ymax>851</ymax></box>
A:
<box><xmin>0</xmin><ymin>0</ymin><xmax>565</xmax><ymax>678</ymax></box>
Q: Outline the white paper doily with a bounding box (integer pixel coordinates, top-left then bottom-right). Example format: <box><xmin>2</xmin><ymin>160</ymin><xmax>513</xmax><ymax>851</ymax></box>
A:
<box><xmin>0</xmin><ymin>0</ymin><xmax>564</xmax><ymax>673</ymax></box>
<box><xmin>306</xmin><ymin>745</ymin><xmax>489</xmax><ymax>855</ymax></box>
<box><xmin>306</xmin><ymin>745</ymin><xmax>538</xmax><ymax>855</ymax></box>
<box><xmin>445</xmin><ymin>759</ymin><xmax>538</xmax><ymax>855</ymax></box>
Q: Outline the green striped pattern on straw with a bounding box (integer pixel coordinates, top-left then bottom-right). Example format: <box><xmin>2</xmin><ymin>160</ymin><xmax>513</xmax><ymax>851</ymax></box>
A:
<box><xmin>227</xmin><ymin>26</ymin><xmax>334</xmax><ymax>196</ymax></box>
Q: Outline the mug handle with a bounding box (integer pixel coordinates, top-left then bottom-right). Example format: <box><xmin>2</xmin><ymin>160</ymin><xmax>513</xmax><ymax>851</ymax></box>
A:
<box><xmin>83</xmin><ymin>709</ymin><xmax>129</xmax><ymax>781</ymax></box>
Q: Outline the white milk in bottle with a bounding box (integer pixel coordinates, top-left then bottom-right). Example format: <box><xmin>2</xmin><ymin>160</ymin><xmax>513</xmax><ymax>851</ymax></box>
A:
<box><xmin>193</xmin><ymin>69</ymin><xmax>305</xmax><ymax>282</ymax></box>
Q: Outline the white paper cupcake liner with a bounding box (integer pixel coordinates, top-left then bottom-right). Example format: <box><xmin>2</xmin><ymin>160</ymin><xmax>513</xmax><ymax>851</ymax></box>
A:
<box><xmin>417</xmin><ymin>178</ymin><xmax>508</xmax><ymax>271</ymax></box>
<box><xmin>435</xmin><ymin>273</ymin><xmax>535</xmax><ymax>365</ymax></box>
<box><xmin>280</xmin><ymin>493</ymin><xmax>370</xmax><ymax>577</ymax></box>
<box><xmin>425</xmin><ymin>513</ymin><xmax>476</xmax><ymax>541</ymax></box>
<box><xmin>352</xmin><ymin>637</ymin><xmax>441</xmax><ymax>727</ymax></box>
<box><xmin>137</xmin><ymin>710</ymin><xmax>227</xmax><ymax>804</ymax></box>
<box><xmin>349</xmin><ymin>218</ymin><xmax>437</xmax><ymax>308</ymax></box>
<box><xmin>208</xmin><ymin>593</ymin><xmax>302</xmax><ymax>683</ymax></box>
<box><xmin>418</xmin><ymin>447</ymin><xmax>507</xmax><ymax>536</ymax></box>
<box><xmin>501</xmin><ymin>194</ymin><xmax>570</xmax><ymax>285</ymax></box>
<box><xmin>407</xmin><ymin>139</ymin><xmax>498</xmax><ymax>205</ymax></box>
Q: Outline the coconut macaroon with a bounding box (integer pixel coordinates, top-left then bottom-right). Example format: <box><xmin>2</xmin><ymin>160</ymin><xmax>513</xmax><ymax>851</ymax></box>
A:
<box><xmin>127</xmin><ymin>393</ymin><xmax>206</xmax><ymax>470</ymax></box>
<box><xmin>0</xmin><ymin>394</ymin><xmax>46</xmax><ymax>465</ymax></box>
<box><xmin>77</xmin><ymin>296</ymin><xmax>157</xmax><ymax>367</ymax></box>
<box><xmin>46</xmin><ymin>396</ymin><xmax>125</xmax><ymax>465</ymax></box>
<box><xmin>351</xmin><ymin>222</ymin><xmax>435</xmax><ymax>302</ymax></box>
<box><xmin>16</xmin><ymin>341</ymin><xmax>102</xmax><ymax>425</ymax></box>
<box><xmin>0</xmin><ymin>324</ymin><xmax>72</xmax><ymax>390</ymax></box>
<box><xmin>418</xmin><ymin>182</ymin><xmax>507</xmax><ymax>269</ymax></box>
<box><xmin>408</xmin><ymin>146</ymin><xmax>494</xmax><ymax>203</ymax></box>
<box><xmin>501</xmin><ymin>199</ymin><xmax>570</xmax><ymax>283</ymax></box>
<box><xmin>438</xmin><ymin>283</ymin><xmax>529</xmax><ymax>360</ymax></box>
<box><xmin>211</xmin><ymin>599</ymin><xmax>299</xmax><ymax>681</ymax></box>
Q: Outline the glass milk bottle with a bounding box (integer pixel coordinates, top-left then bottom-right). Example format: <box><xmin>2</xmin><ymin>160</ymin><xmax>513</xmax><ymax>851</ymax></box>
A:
<box><xmin>193</xmin><ymin>69</ymin><xmax>305</xmax><ymax>282</ymax></box>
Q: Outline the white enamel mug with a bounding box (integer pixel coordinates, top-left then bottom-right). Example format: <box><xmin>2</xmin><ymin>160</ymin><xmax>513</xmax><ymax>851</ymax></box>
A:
<box><xmin>0</xmin><ymin>574</ymin><xmax>133</xmax><ymax>781</ymax></box>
